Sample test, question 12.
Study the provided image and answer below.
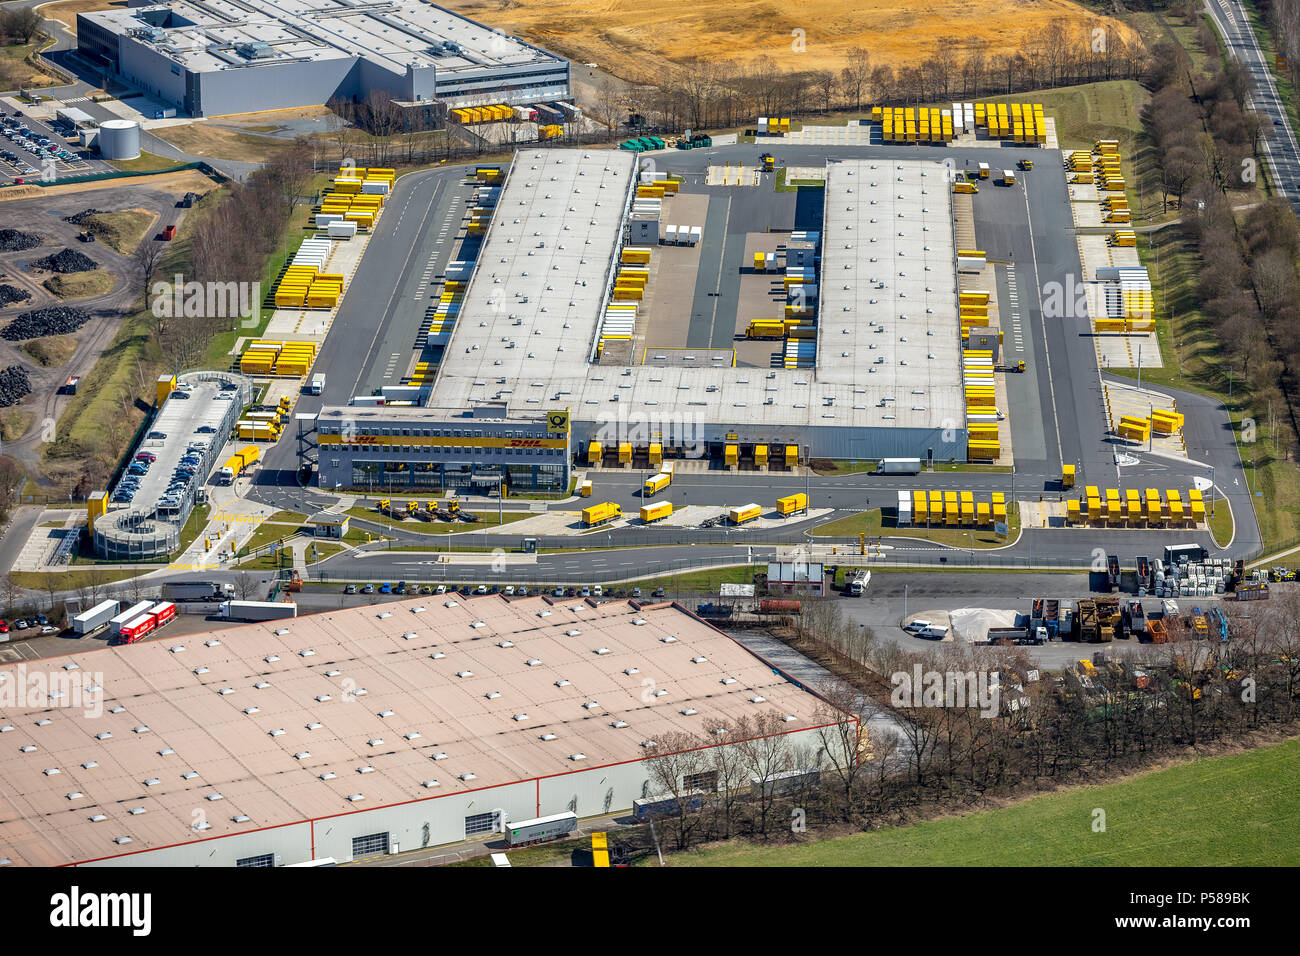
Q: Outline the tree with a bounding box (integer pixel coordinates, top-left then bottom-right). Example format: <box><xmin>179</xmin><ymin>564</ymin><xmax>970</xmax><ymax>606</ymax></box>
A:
<box><xmin>732</xmin><ymin>712</ymin><xmax>793</xmax><ymax>837</ymax></box>
<box><xmin>643</xmin><ymin>730</ymin><xmax>711</xmax><ymax>850</ymax></box>
<box><xmin>594</xmin><ymin>78</ymin><xmax>622</xmax><ymax>143</ymax></box>
<box><xmin>811</xmin><ymin>681</ymin><xmax>875</xmax><ymax>821</ymax></box>
<box><xmin>235</xmin><ymin>571</ymin><xmax>257</xmax><ymax>600</ymax></box>
<box><xmin>840</xmin><ymin>47</ymin><xmax>870</xmax><ymax>111</ymax></box>
<box><xmin>136</xmin><ymin>240</ymin><xmax>166</xmax><ymax>333</ymax></box>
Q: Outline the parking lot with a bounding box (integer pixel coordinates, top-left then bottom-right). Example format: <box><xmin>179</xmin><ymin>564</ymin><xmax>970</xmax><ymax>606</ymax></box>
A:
<box><xmin>110</xmin><ymin>377</ymin><xmax>244</xmax><ymax>518</ymax></box>
<box><xmin>0</xmin><ymin>104</ymin><xmax>100</xmax><ymax>184</ymax></box>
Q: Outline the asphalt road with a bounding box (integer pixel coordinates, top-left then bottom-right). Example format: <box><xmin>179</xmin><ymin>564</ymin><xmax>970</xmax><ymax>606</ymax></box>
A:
<box><xmin>1205</xmin><ymin>0</ymin><xmax>1300</xmax><ymax>211</ymax></box>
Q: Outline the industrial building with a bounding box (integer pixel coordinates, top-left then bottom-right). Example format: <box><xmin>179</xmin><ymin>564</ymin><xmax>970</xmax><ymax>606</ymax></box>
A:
<box><xmin>0</xmin><ymin>597</ymin><xmax>844</xmax><ymax>866</ymax></box>
<box><xmin>312</xmin><ymin>151</ymin><xmax>968</xmax><ymax>491</ymax></box>
<box><xmin>77</xmin><ymin>0</ymin><xmax>571</xmax><ymax>119</ymax></box>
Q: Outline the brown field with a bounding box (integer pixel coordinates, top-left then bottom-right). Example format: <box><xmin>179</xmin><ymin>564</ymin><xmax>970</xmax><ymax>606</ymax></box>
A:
<box><xmin>36</xmin><ymin>0</ymin><xmax>127</xmax><ymax>32</ymax></box>
<box><xmin>441</xmin><ymin>0</ymin><xmax>1138</xmax><ymax>79</ymax></box>
<box><xmin>154</xmin><ymin>123</ymin><xmax>294</xmax><ymax>164</ymax></box>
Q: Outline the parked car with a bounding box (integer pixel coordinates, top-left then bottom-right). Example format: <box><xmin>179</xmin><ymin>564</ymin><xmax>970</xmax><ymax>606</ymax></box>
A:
<box><xmin>593</xmin><ymin>585</ymin><xmax>603</xmax><ymax>598</ymax></box>
<box><xmin>13</xmin><ymin>619</ymin><xmax>29</xmax><ymax>630</ymax></box>
<box><xmin>379</xmin><ymin>582</ymin><xmax>391</xmax><ymax>594</ymax></box>
<box><xmin>435</xmin><ymin>585</ymin><xmax>447</xmax><ymax>594</ymax></box>
<box><xmin>0</xmin><ymin>621</ymin><xmax>9</xmax><ymax>633</ymax></box>
<box><xmin>362</xmin><ymin>584</ymin><xmax>374</xmax><ymax>594</ymax></box>
<box><xmin>632</xmin><ymin>587</ymin><xmax>642</xmax><ymax>597</ymax></box>
<box><xmin>504</xmin><ymin>586</ymin><xmax>515</xmax><ymax>596</ymax></box>
<box><xmin>474</xmin><ymin>584</ymin><xmax>488</xmax><ymax>594</ymax></box>
<box><xmin>652</xmin><ymin>587</ymin><xmax>666</xmax><ymax>598</ymax></box>
<box><xmin>343</xmin><ymin>584</ymin><xmax>357</xmax><ymax>594</ymax></box>
<box><xmin>394</xmin><ymin>582</ymin><xmax>407</xmax><ymax>594</ymax></box>
<box><xmin>580</xmin><ymin>586</ymin><xmax>591</xmax><ymax>597</ymax></box>
<box><xmin>35</xmin><ymin>614</ymin><xmax>48</xmax><ymax>626</ymax></box>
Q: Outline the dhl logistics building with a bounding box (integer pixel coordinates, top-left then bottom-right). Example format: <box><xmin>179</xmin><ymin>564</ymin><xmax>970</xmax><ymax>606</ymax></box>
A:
<box><xmin>313</xmin><ymin>149</ymin><xmax>968</xmax><ymax>494</ymax></box>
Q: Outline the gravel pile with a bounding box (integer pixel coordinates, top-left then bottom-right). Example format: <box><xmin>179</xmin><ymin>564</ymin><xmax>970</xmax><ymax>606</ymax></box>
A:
<box><xmin>0</xmin><ymin>306</ymin><xmax>91</xmax><ymax>341</ymax></box>
<box><xmin>63</xmin><ymin>209</ymin><xmax>108</xmax><ymax>225</ymax></box>
<box><xmin>0</xmin><ymin>229</ymin><xmax>41</xmax><ymax>252</ymax></box>
<box><xmin>0</xmin><ymin>365</ymin><xmax>31</xmax><ymax>408</ymax></box>
<box><xmin>34</xmin><ymin>248</ymin><xmax>97</xmax><ymax>274</ymax></box>
<box><xmin>0</xmin><ymin>284</ymin><xmax>32</xmax><ymax>308</ymax></box>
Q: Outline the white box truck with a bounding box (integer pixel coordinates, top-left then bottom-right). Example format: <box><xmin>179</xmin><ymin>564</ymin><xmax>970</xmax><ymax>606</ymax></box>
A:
<box><xmin>220</xmin><ymin>600</ymin><xmax>298</xmax><ymax>621</ymax></box>
<box><xmin>109</xmin><ymin>601</ymin><xmax>155</xmax><ymax>636</ymax></box>
<box><xmin>162</xmin><ymin>581</ymin><xmax>234</xmax><ymax>602</ymax></box>
<box><xmin>877</xmin><ymin>458</ymin><xmax>922</xmax><ymax>475</ymax></box>
<box><xmin>73</xmin><ymin>599</ymin><xmax>120</xmax><ymax>636</ymax></box>
<box><xmin>309</xmin><ymin>373</ymin><xmax>326</xmax><ymax>396</ymax></box>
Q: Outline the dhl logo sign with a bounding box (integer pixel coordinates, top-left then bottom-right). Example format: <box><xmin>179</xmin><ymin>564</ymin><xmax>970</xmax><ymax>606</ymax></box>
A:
<box><xmin>509</xmin><ymin>438</ymin><xmax>543</xmax><ymax>447</ymax></box>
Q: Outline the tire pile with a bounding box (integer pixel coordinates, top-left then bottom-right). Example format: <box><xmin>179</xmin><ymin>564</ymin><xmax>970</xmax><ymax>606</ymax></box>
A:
<box><xmin>63</xmin><ymin>209</ymin><xmax>108</xmax><ymax>225</ymax></box>
<box><xmin>1</xmin><ymin>305</ymin><xmax>91</xmax><ymax>341</ymax></box>
<box><xmin>0</xmin><ymin>284</ymin><xmax>32</xmax><ymax>308</ymax></box>
<box><xmin>34</xmin><ymin>248</ymin><xmax>97</xmax><ymax>274</ymax></box>
<box><xmin>0</xmin><ymin>365</ymin><xmax>31</xmax><ymax>407</ymax></box>
<box><xmin>0</xmin><ymin>229</ymin><xmax>42</xmax><ymax>252</ymax></box>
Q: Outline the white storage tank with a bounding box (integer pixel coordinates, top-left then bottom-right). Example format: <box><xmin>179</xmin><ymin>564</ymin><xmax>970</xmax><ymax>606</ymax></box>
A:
<box><xmin>97</xmin><ymin>119</ymin><xmax>141</xmax><ymax>160</ymax></box>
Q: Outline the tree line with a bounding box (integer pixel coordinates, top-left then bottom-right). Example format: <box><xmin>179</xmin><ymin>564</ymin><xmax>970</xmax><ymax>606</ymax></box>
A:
<box><xmin>619</xmin><ymin>19</ymin><xmax>1146</xmax><ymax>135</ymax></box>
<box><xmin>1147</xmin><ymin>32</ymin><xmax>1300</xmax><ymax>456</ymax></box>
<box><xmin>633</xmin><ymin>594</ymin><xmax>1300</xmax><ymax>856</ymax></box>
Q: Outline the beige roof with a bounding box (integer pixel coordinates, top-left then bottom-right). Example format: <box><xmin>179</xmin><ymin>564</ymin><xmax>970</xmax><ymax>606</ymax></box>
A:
<box><xmin>0</xmin><ymin>597</ymin><xmax>827</xmax><ymax>866</ymax></box>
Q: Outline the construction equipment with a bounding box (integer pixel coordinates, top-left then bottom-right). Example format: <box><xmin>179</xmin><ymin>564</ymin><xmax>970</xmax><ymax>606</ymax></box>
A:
<box><xmin>376</xmin><ymin>498</ymin><xmax>406</xmax><ymax>521</ymax></box>
<box><xmin>1017</xmin><ymin>158</ymin><xmax>1034</xmax><ymax>170</ymax></box>
<box><xmin>287</xmin><ymin>569</ymin><xmax>303</xmax><ymax>593</ymax></box>
<box><xmin>759</xmin><ymin>152</ymin><xmax>776</xmax><ymax>172</ymax></box>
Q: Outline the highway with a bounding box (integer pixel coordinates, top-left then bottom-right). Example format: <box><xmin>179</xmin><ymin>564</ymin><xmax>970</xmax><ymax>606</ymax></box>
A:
<box><xmin>1204</xmin><ymin>0</ymin><xmax>1300</xmax><ymax>210</ymax></box>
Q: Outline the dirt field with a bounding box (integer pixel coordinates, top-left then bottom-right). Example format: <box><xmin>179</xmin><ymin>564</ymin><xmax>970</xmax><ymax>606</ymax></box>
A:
<box><xmin>154</xmin><ymin>124</ymin><xmax>293</xmax><ymax>164</ymax></box>
<box><xmin>36</xmin><ymin>0</ymin><xmax>127</xmax><ymax>33</ymax></box>
<box><xmin>442</xmin><ymin>0</ymin><xmax>1137</xmax><ymax>79</ymax></box>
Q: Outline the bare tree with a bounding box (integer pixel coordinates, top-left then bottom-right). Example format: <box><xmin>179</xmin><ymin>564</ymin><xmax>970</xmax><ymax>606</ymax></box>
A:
<box><xmin>840</xmin><ymin>47</ymin><xmax>871</xmax><ymax>111</ymax></box>
<box><xmin>732</xmin><ymin>713</ymin><xmax>793</xmax><ymax>837</ymax></box>
<box><xmin>643</xmin><ymin>730</ymin><xmax>711</xmax><ymax>850</ymax></box>
<box><xmin>811</xmin><ymin>681</ymin><xmax>875</xmax><ymax>820</ymax></box>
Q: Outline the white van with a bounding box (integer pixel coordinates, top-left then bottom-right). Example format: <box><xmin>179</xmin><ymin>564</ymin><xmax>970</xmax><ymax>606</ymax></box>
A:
<box><xmin>904</xmin><ymin>619</ymin><xmax>932</xmax><ymax>633</ymax></box>
<box><xmin>917</xmin><ymin>625</ymin><xmax>949</xmax><ymax>639</ymax></box>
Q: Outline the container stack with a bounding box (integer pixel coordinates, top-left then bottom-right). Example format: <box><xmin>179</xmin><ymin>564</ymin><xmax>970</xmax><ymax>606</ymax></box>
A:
<box><xmin>1117</xmin><ymin>415</ymin><xmax>1151</xmax><ymax>443</ymax></box>
<box><xmin>408</xmin><ymin>361</ymin><xmax>433</xmax><ymax>386</ymax></box>
<box><xmin>783</xmin><ymin>338</ymin><xmax>815</xmax><ymax>369</ymax></box>
<box><xmin>959</xmin><ymin>289</ymin><xmax>991</xmax><ymax>332</ymax></box>
<box><xmin>451</xmin><ymin>105</ymin><xmax>515</xmax><ymax>124</ymax></box>
<box><xmin>975</xmin><ymin>102</ymin><xmax>1046</xmax><ymax>143</ymax></box>
<box><xmin>963</xmin><ymin>348</ymin><xmax>1001</xmax><ymax>458</ymax></box>
<box><xmin>239</xmin><ymin>339</ymin><xmax>318</xmax><ymax>377</ymax></box>
<box><xmin>1151</xmin><ymin>408</ymin><xmax>1184</xmax><ymax>435</ymax></box>
<box><xmin>879</xmin><ymin>106</ymin><xmax>957</xmax><ymax>144</ymax></box>
<box><xmin>956</xmin><ymin>248</ymin><xmax>986</xmax><ymax>273</ymax></box>
<box><xmin>1097</xmin><ymin>268</ymin><xmax>1153</xmax><ymax>332</ymax></box>
<box><xmin>758</xmin><ymin>117</ymin><xmax>792</xmax><ymax>136</ymax></box>
<box><xmin>907</xmin><ymin>489</ymin><xmax>1005</xmax><ymax>527</ymax></box>
<box><xmin>1094</xmin><ymin>141</ymin><xmax>1125</xmax><ymax>192</ymax></box>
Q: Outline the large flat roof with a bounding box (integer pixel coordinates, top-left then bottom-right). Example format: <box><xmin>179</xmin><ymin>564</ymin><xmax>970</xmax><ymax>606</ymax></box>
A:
<box><xmin>0</xmin><ymin>598</ymin><xmax>827</xmax><ymax>866</ymax></box>
<box><xmin>425</xmin><ymin>155</ymin><xmax>964</xmax><ymax>432</ymax></box>
<box><xmin>85</xmin><ymin>0</ymin><xmax>563</xmax><ymax>77</ymax></box>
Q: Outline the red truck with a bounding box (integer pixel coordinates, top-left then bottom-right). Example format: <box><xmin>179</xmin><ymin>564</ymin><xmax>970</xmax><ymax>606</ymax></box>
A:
<box><xmin>161</xmin><ymin>224</ymin><xmax>177</xmax><ymax>240</ymax></box>
<box><xmin>118</xmin><ymin>601</ymin><xmax>176</xmax><ymax>644</ymax></box>
<box><xmin>760</xmin><ymin>599</ymin><xmax>802</xmax><ymax>614</ymax></box>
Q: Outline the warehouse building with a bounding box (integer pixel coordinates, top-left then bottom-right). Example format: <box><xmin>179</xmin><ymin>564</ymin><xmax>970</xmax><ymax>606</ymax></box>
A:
<box><xmin>0</xmin><ymin>597</ymin><xmax>845</xmax><ymax>866</ymax></box>
<box><xmin>313</xmin><ymin>151</ymin><xmax>968</xmax><ymax>490</ymax></box>
<box><xmin>77</xmin><ymin>0</ymin><xmax>571</xmax><ymax>119</ymax></box>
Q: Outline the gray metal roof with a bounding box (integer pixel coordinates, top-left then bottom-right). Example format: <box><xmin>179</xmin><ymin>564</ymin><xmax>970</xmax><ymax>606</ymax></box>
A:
<box><xmin>83</xmin><ymin>0</ymin><xmax>562</xmax><ymax>76</ymax></box>
<box><xmin>428</xmin><ymin>154</ymin><xmax>964</xmax><ymax>433</ymax></box>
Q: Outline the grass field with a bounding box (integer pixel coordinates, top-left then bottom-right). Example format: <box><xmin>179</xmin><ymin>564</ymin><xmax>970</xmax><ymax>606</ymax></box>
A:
<box><xmin>155</xmin><ymin>123</ymin><xmax>293</xmax><ymax>164</ymax></box>
<box><xmin>80</xmin><ymin>209</ymin><xmax>156</xmax><ymax>255</ymax></box>
<box><xmin>813</xmin><ymin>508</ymin><xmax>1021</xmax><ymax>547</ymax></box>
<box><xmin>0</xmin><ymin>408</ymin><xmax>33</xmax><ymax>442</ymax></box>
<box><xmin>43</xmin><ymin>270</ymin><xmax>116</xmax><ymax>299</ymax></box>
<box><xmin>22</xmin><ymin>335</ymin><xmax>78</xmax><ymax>368</ymax></box>
<box><xmin>439</xmin><ymin>0</ymin><xmax>1137</xmax><ymax>80</ymax></box>
<box><xmin>9</xmin><ymin>567</ymin><xmax>143</xmax><ymax>589</ymax></box>
<box><xmin>106</xmin><ymin>151</ymin><xmax>187</xmax><ymax>174</ymax></box>
<box><xmin>671</xmin><ymin>737</ymin><xmax>1300</xmax><ymax>866</ymax></box>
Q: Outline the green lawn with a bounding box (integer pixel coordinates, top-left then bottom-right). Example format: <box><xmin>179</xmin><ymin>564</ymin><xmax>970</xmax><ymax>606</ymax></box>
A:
<box><xmin>1208</xmin><ymin>501</ymin><xmax>1235</xmax><ymax>548</ymax></box>
<box><xmin>107</xmin><ymin>151</ymin><xmax>187</xmax><ymax>174</ymax></box>
<box><xmin>671</xmin><ymin>737</ymin><xmax>1300</xmax><ymax>866</ymax></box>
<box><xmin>813</xmin><ymin>508</ymin><xmax>1020</xmax><ymax>548</ymax></box>
<box><xmin>267</xmin><ymin>510</ymin><xmax>309</xmax><ymax>524</ymax></box>
<box><xmin>345</xmin><ymin>504</ymin><xmax>531</xmax><ymax>530</ymax></box>
<box><xmin>10</xmin><ymin>567</ymin><xmax>146</xmax><ymax>589</ymax></box>
<box><xmin>623</xmin><ymin>565</ymin><xmax>759</xmax><ymax>593</ymax></box>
